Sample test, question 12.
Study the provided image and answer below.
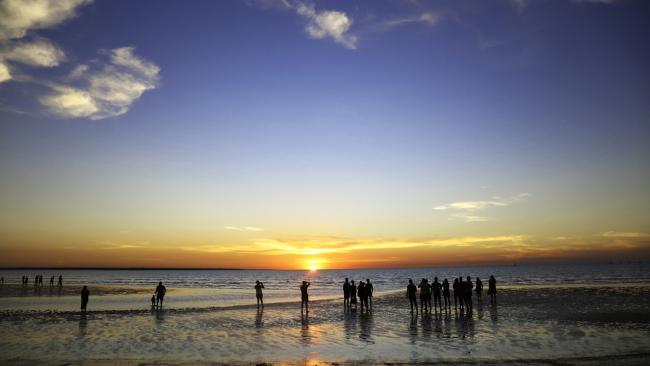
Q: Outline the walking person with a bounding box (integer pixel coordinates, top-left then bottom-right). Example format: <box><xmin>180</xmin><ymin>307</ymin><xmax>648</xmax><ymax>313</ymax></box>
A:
<box><xmin>488</xmin><ymin>275</ymin><xmax>497</xmax><ymax>304</ymax></box>
<box><xmin>442</xmin><ymin>278</ymin><xmax>451</xmax><ymax>310</ymax></box>
<box><xmin>343</xmin><ymin>278</ymin><xmax>350</xmax><ymax>308</ymax></box>
<box><xmin>255</xmin><ymin>280</ymin><xmax>265</xmax><ymax>308</ymax></box>
<box><xmin>300</xmin><ymin>281</ymin><xmax>310</xmax><ymax>313</ymax></box>
<box><xmin>155</xmin><ymin>281</ymin><xmax>167</xmax><ymax>308</ymax></box>
<box><xmin>406</xmin><ymin>279</ymin><xmax>418</xmax><ymax>313</ymax></box>
<box><xmin>80</xmin><ymin>286</ymin><xmax>89</xmax><ymax>312</ymax></box>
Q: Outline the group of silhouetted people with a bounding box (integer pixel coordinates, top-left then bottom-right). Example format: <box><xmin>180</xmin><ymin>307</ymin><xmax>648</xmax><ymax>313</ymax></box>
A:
<box><xmin>342</xmin><ymin>278</ymin><xmax>374</xmax><ymax>312</ymax></box>
<box><xmin>407</xmin><ymin>275</ymin><xmax>497</xmax><ymax>314</ymax></box>
<box><xmin>19</xmin><ymin>275</ymin><xmax>62</xmax><ymax>287</ymax></box>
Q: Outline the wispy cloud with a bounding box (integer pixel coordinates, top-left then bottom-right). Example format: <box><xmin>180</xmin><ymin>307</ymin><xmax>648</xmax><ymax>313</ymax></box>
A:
<box><xmin>224</xmin><ymin>226</ymin><xmax>265</xmax><ymax>232</ymax></box>
<box><xmin>433</xmin><ymin>193</ymin><xmax>530</xmax><ymax>222</ymax></box>
<box><xmin>384</xmin><ymin>12</ymin><xmax>439</xmax><ymax>29</ymax></box>
<box><xmin>601</xmin><ymin>231</ymin><xmax>650</xmax><ymax>238</ymax></box>
<box><xmin>283</xmin><ymin>1</ymin><xmax>357</xmax><ymax>49</ymax></box>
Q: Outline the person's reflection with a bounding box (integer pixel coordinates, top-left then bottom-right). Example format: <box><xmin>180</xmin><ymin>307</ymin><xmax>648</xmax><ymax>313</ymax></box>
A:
<box><xmin>358</xmin><ymin>312</ymin><xmax>374</xmax><ymax>343</ymax></box>
<box><xmin>154</xmin><ymin>308</ymin><xmax>166</xmax><ymax>325</ymax></box>
<box><xmin>300</xmin><ymin>311</ymin><xmax>311</xmax><ymax>346</ymax></box>
<box><xmin>420</xmin><ymin>312</ymin><xmax>432</xmax><ymax>339</ymax></box>
<box><xmin>78</xmin><ymin>313</ymin><xmax>88</xmax><ymax>338</ymax></box>
<box><xmin>433</xmin><ymin>312</ymin><xmax>443</xmax><ymax>338</ymax></box>
<box><xmin>455</xmin><ymin>314</ymin><xmax>475</xmax><ymax>340</ymax></box>
<box><xmin>489</xmin><ymin>302</ymin><xmax>498</xmax><ymax>324</ymax></box>
<box><xmin>477</xmin><ymin>300</ymin><xmax>484</xmax><ymax>321</ymax></box>
<box><xmin>255</xmin><ymin>308</ymin><xmax>264</xmax><ymax>328</ymax></box>
<box><xmin>408</xmin><ymin>313</ymin><xmax>418</xmax><ymax>344</ymax></box>
<box><xmin>344</xmin><ymin>309</ymin><xmax>357</xmax><ymax>340</ymax></box>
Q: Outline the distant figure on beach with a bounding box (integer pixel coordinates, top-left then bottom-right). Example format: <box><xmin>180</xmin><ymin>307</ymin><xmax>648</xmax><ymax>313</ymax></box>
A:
<box><xmin>452</xmin><ymin>278</ymin><xmax>459</xmax><ymax>310</ymax></box>
<box><xmin>475</xmin><ymin>277</ymin><xmax>483</xmax><ymax>301</ymax></box>
<box><xmin>442</xmin><ymin>278</ymin><xmax>450</xmax><ymax>309</ymax></box>
<box><xmin>58</xmin><ymin>275</ymin><xmax>63</xmax><ymax>287</ymax></box>
<box><xmin>343</xmin><ymin>278</ymin><xmax>350</xmax><ymax>307</ymax></box>
<box><xmin>0</xmin><ymin>276</ymin><xmax>3</xmax><ymax>285</ymax></box>
<box><xmin>34</xmin><ymin>276</ymin><xmax>38</xmax><ymax>286</ymax></box>
<box><xmin>50</xmin><ymin>276</ymin><xmax>54</xmax><ymax>287</ymax></box>
<box><xmin>151</xmin><ymin>294</ymin><xmax>156</xmax><ymax>308</ymax></box>
<box><xmin>465</xmin><ymin>276</ymin><xmax>473</xmax><ymax>313</ymax></box>
<box><xmin>80</xmin><ymin>286</ymin><xmax>89</xmax><ymax>312</ymax></box>
<box><xmin>349</xmin><ymin>280</ymin><xmax>357</xmax><ymax>309</ymax></box>
<box><xmin>366</xmin><ymin>279</ymin><xmax>374</xmax><ymax>309</ymax></box>
<box><xmin>418</xmin><ymin>278</ymin><xmax>431</xmax><ymax>313</ymax></box>
<box><xmin>406</xmin><ymin>279</ymin><xmax>418</xmax><ymax>313</ymax></box>
<box><xmin>300</xmin><ymin>281</ymin><xmax>310</xmax><ymax>313</ymax></box>
<box><xmin>255</xmin><ymin>280</ymin><xmax>265</xmax><ymax>307</ymax></box>
<box><xmin>488</xmin><ymin>275</ymin><xmax>497</xmax><ymax>304</ymax></box>
<box><xmin>432</xmin><ymin>277</ymin><xmax>442</xmax><ymax>312</ymax></box>
<box><xmin>155</xmin><ymin>282</ymin><xmax>167</xmax><ymax>308</ymax></box>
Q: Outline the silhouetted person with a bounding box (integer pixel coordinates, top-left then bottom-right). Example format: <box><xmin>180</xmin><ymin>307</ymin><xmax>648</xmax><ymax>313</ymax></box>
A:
<box><xmin>343</xmin><ymin>278</ymin><xmax>350</xmax><ymax>307</ymax></box>
<box><xmin>0</xmin><ymin>276</ymin><xmax>3</xmax><ymax>286</ymax></box>
<box><xmin>80</xmin><ymin>286</ymin><xmax>89</xmax><ymax>312</ymax></box>
<box><xmin>34</xmin><ymin>276</ymin><xmax>38</xmax><ymax>286</ymax></box>
<box><xmin>488</xmin><ymin>275</ymin><xmax>497</xmax><ymax>304</ymax></box>
<box><xmin>366</xmin><ymin>279</ymin><xmax>374</xmax><ymax>309</ymax></box>
<box><xmin>432</xmin><ymin>277</ymin><xmax>442</xmax><ymax>312</ymax></box>
<box><xmin>442</xmin><ymin>278</ymin><xmax>450</xmax><ymax>309</ymax></box>
<box><xmin>358</xmin><ymin>281</ymin><xmax>366</xmax><ymax>311</ymax></box>
<box><xmin>50</xmin><ymin>276</ymin><xmax>54</xmax><ymax>287</ymax></box>
<box><xmin>300</xmin><ymin>281</ymin><xmax>310</xmax><ymax>313</ymax></box>
<box><xmin>349</xmin><ymin>280</ymin><xmax>357</xmax><ymax>309</ymax></box>
<box><xmin>418</xmin><ymin>278</ymin><xmax>431</xmax><ymax>313</ymax></box>
<box><xmin>465</xmin><ymin>276</ymin><xmax>473</xmax><ymax>313</ymax></box>
<box><xmin>155</xmin><ymin>281</ymin><xmax>166</xmax><ymax>308</ymax></box>
<box><xmin>452</xmin><ymin>278</ymin><xmax>459</xmax><ymax>309</ymax></box>
<box><xmin>255</xmin><ymin>280</ymin><xmax>265</xmax><ymax>308</ymax></box>
<box><xmin>406</xmin><ymin>279</ymin><xmax>418</xmax><ymax>313</ymax></box>
<box><xmin>475</xmin><ymin>277</ymin><xmax>483</xmax><ymax>302</ymax></box>
<box><xmin>151</xmin><ymin>294</ymin><xmax>156</xmax><ymax>308</ymax></box>
<box><xmin>39</xmin><ymin>275</ymin><xmax>43</xmax><ymax>286</ymax></box>
<box><xmin>58</xmin><ymin>275</ymin><xmax>63</xmax><ymax>287</ymax></box>
<box><xmin>457</xmin><ymin>277</ymin><xmax>464</xmax><ymax>312</ymax></box>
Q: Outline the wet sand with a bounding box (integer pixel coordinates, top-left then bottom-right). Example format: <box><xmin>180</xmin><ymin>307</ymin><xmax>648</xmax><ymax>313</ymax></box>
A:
<box><xmin>1</xmin><ymin>285</ymin><xmax>649</xmax><ymax>365</ymax></box>
<box><xmin>0</xmin><ymin>284</ymin><xmax>152</xmax><ymax>298</ymax></box>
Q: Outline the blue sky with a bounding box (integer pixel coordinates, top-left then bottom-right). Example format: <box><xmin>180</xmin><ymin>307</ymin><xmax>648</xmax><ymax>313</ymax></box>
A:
<box><xmin>0</xmin><ymin>0</ymin><xmax>649</xmax><ymax>268</ymax></box>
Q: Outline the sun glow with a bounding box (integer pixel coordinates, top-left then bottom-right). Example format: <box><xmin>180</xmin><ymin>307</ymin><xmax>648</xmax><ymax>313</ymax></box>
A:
<box><xmin>309</xmin><ymin>265</ymin><xmax>318</xmax><ymax>271</ymax></box>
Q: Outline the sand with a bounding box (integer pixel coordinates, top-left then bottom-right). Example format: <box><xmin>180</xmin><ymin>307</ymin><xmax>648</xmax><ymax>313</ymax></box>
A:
<box><xmin>1</xmin><ymin>285</ymin><xmax>649</xmax><ymax>365</ymax></box>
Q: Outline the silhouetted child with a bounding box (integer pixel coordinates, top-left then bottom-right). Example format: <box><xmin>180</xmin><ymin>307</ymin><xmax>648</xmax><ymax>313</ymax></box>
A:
<box><xmin>151</xmin><ymin>294</ymin><xmax>156</xmax><ymax>308</ymax></box>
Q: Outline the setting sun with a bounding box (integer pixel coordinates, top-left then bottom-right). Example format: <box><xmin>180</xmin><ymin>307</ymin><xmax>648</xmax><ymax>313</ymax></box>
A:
<box><xmin>309</xmin><ymin>265</ymin><xmax>318</xmax><ymax>272</ymax></box>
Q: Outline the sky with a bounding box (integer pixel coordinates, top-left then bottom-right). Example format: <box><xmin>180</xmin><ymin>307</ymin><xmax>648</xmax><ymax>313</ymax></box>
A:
<box><xmin>0</xmin><ymin>0</ymin><xmax>649</xmax><ymax>269</ymax></box>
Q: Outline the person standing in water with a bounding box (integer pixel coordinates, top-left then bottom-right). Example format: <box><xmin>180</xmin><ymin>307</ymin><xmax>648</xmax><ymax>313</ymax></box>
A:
<box><xmin>406</xmin><ymin>279</ymin><xmax>418</xmax><ymax>313</ymax></box>
<box><xmin>418</xmin><ymin>278</ymin><xmax>431</xmax><ymax>313</ymax></box>
<box><xmin>300</xmin><ymin>281</ymin><xmax>310</xmax><ymax>313</ymax></box>
<box><xmin>432</xmin><ymin>277</ymin><xmax>442</xmax><ymax>312</ymax></box>
<box><xmin>80</xmin><ymin>286</ymin><xmax>89</xmax><ymax>312</ymax></box>
<box><xmin>50</xmin><ymin>276</ymin><xmax>54</xmax><ymax>287</ymax></box>
<box><xmin>349</xmin><ymin>280</ymin><xmax>357</xmax><ymax>310</ymax></box>
<box><xmin>358</xmin><ymin>281</ymin><xmax>367</xmax><ymax>312</ymax></box>
<box><xmin>255</xmin><ymin>280</ymin><xmax>265</xmax><ymax>308</ymax></box>
<box><xmin>465</xmin><ymin>276</ymin><xmax>473</xmax><ymax>313</ymax></box>
<box><xmin>58</xmin><ymin>275</ymin><xmax>63</xmax><ymax>287</ymax></box>
<box><xmin>155</xmin><ymin>281</ymin><xmax>167</xmax><ymax>308</ymax></box>
<box><xmin>475</xmin><ymin>277</ymin><xmax>483</xmax><ymax>302</ymax></box>
<box><xmin>365</xmin><ymin>279</ymin><xmax>374</xmax><ymax>309</ymax></box>
<box><xmin>343</xmin><ymin>278</ymin><xmax>350</xmax><ymax>308</ymax></box>
<box><xmin>488</xmin><ymin>275</ymin><xmax>497</xmax><ymax>304</ymax></box>
<box><xmin>442</xmin><ymin>278</ymin><xmax>451</xmax><ymax>310</ymax></box>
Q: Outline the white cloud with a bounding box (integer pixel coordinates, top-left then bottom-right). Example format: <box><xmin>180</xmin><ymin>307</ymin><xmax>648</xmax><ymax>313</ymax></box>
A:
<box><xmin>224</xmin><ymin>226</ymin><xmax>265</xmax><ymax>232</ymax></box>
<box><xmin>384</xmin><ymin>12</ymin><xmax>439</xmax><ymax>28</ymax></box>
<box><xmin>0</xmin><ymin>61</ymin><xmax>10</xmax><ymax>82</ymax></box>
<box><xmin>293</xmin><ymin>2</ymin><xmax>357</xmax><ymax>49</ymax></box>
<box><xmin>67</xmin><ymin>64</ymin><xmax>88</xmax><ymax>80</ymax></box>
<box><xmin>2</xmin><ymin>39</ymin><xmax>65</xmax><ymax>67</ymax></box>
<box><xmin>433</xmin><ymin>193</ymin><xmax>530</xmax><ymax>222</ymax></box>
<box><xmin>40</xmin><ymin>47</ymin><xmax>160</xmax><ymax>120</ymax></box>
<box><xmin>0</xmin><ymin>0</ymin><xmax>91</xmax><ymax>41</ymax></box>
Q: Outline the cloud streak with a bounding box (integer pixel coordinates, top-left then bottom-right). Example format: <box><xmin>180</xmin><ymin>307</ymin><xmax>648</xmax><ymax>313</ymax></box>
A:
<box><xmin>433</xmin><ymin>193</ymin><xmax>530</xmax><ymax>222</ymax></box>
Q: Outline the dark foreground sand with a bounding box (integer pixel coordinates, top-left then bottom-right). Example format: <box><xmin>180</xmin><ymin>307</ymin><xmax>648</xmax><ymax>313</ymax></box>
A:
<box><xmin>1</xmin><ymin>285</ymin><xmax>649</xmax><ymax>366</ymax></box>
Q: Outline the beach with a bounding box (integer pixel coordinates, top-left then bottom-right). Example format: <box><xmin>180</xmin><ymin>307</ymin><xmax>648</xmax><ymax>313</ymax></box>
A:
<box><xmin>1</xmin><ymin>281</ymin><xmax>649</xmax><ymax>365</ymax></box>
